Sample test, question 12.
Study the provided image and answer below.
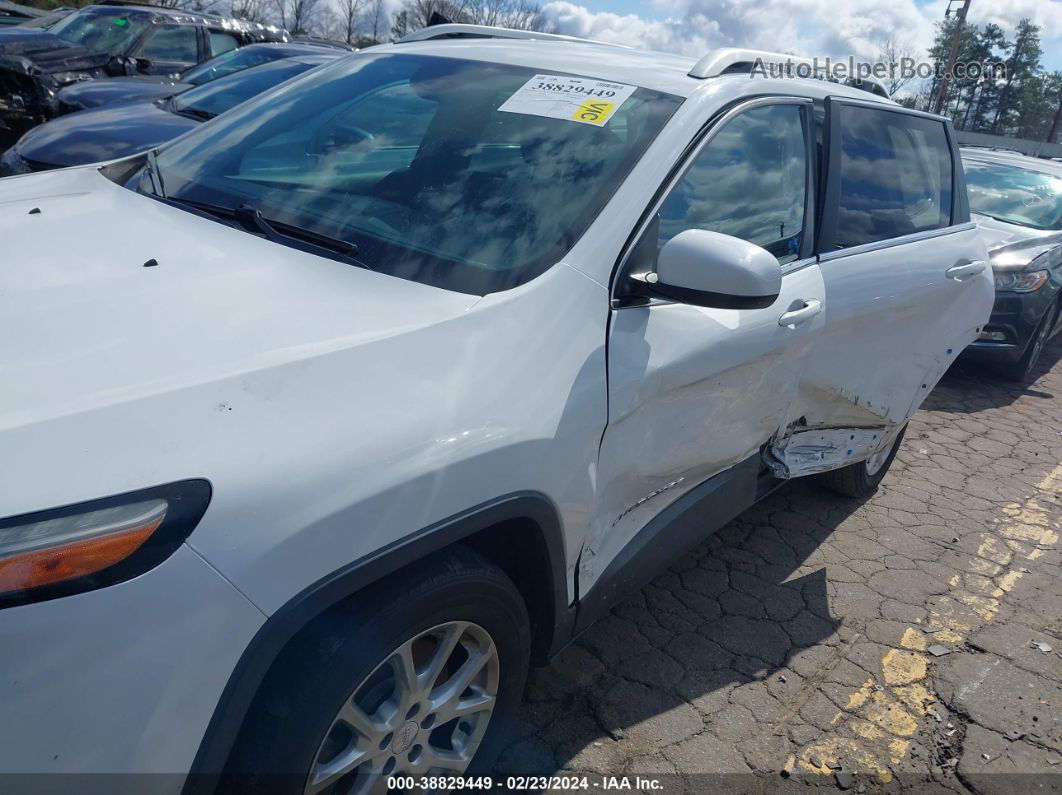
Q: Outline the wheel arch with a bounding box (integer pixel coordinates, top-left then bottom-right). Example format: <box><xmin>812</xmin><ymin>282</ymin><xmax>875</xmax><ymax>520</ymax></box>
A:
<box><xmin>183</xmin><ymin>491</ymin><xmax>572</xmax><ymax>792</ymax></box>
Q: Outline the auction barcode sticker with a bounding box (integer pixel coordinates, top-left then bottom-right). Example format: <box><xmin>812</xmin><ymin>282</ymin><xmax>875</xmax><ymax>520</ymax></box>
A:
<box><xmin>498</xmin><ymin>74</ymin><xmax>637</xmax><ymax>127</ymax></box>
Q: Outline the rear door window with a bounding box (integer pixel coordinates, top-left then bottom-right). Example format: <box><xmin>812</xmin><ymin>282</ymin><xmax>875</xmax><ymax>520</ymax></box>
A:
<box><xmin>822</xmin><ymin>104</ymin><xmax>953</xmax><ymax>251</ymax></box>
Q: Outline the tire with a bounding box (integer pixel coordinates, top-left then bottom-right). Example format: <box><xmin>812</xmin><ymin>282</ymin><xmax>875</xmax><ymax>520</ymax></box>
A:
<box><xmin>1001</xmin><ymin>300</ymin><xmax>1059</xmax><ymax>383</ymax></box>
<box><xmin>223</xmin><ymin>545</ymin><xmax>531</xmax><ymax>795</ymax></box>
<box><xmin>820</xmin><ymin>425</ymin><xmax>907</xmax><ymax>498</ymax></box>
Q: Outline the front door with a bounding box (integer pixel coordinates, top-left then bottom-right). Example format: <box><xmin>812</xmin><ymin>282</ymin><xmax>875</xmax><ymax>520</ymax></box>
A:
<box><xmin>772</xmin><ymin>99</ymin><xmax>993</xmax><ymax>477</ymax></box>
<box><xmin>585</xmin><ymin>98</ymin><xmax>825</xmax><ymax>592</ymax></box>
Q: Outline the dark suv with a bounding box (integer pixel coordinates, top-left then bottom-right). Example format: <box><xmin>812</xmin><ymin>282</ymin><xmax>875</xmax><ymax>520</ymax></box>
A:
<box><xmin>0</xmin><ymin>2</ymin><xmax>287</xmax><ymax>135</ymax></box>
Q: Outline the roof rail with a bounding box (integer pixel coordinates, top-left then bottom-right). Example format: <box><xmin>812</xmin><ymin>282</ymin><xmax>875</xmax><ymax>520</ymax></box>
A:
<box><xmin>397</xmin><ymin>23</ymin><xmax>629</xmax><ymax>48</ymax></box>
<box><xmin>689</xmin><ymin>48</ymin><xmax>889</xmax><ymax>98</ymax></box>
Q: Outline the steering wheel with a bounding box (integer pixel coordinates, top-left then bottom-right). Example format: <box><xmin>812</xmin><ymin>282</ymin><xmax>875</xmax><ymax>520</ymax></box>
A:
<box><xmin>324</xmin><ymin>125</ymin><xmax>375</xmax><ymax>153</ymax></box>
<box><xmin>307</xmin><ymin>124</ymin><xmax>376</xmax><ymax>157</ymax></box>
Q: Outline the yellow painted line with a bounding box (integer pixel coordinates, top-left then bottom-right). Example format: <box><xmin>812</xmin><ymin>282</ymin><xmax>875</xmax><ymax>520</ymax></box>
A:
<box><xmin>795</xmin><ymin>462</ymin><xmax>1062</xmax><ymax>780</ymax></box>
<box><xmin>881</xmin><ymin>649</ymin><xmax>926</xmax><ymax>685</ymax></box>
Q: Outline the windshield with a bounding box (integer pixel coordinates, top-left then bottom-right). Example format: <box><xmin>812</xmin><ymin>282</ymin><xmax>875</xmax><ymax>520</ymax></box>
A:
<box><xmin>50</xmin><ymin>7</ymin><xmax>152</xmax><ymax>56</ymax></box>
<box><xmin>183</xmin><ymin>46</ymin><xmax>293</xmax><ymax>86</ymax></box>
<box><xmin>172</xmin><ymin>59</ymin><xmax>321</xmax><ymax>120</ymax></box>
<box><xmin>964</xmin><ymin>158</ymin><xmax>1062</xmax><ymax>231</ymax></box>
<box><xmin>146</xmin><ymin>53</ymin><xmax>682</xmax><ymax>294</ymax></box>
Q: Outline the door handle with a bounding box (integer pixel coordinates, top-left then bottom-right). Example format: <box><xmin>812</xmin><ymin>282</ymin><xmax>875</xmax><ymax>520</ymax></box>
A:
<box><xmin>946</xmin><ymin>261</ymin><xmax>987</xmax><ymax>281</ymax></box>
<box><xmin>778</xmin><ymin>298</ymin><xmax>822</xmax><ymax>327</ymax></box>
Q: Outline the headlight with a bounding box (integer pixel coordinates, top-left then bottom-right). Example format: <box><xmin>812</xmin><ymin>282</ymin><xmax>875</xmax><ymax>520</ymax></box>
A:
<box><xmin>49</xmin><ymin>71</ymin><xmax>94</xmax><ymax>86</ymax></box>
<box><xmin>0</xmin><ymin>480</ymin><xmax>210</xmax><ymax>607</ymax></box>
<box><xmin>994</xmin><ymin>270</ymin><xmax>1049</xmax><ymax>293</ymax></box>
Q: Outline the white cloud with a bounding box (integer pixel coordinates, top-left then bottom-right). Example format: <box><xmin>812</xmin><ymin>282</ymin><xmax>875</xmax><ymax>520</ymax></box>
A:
<box><xmin>539</xmin><ymin>2</ymin><xmax>715</xmax><ymax>54</ymax></box>
<box><xmin>540</xmin><ymin>0</ymin><xmax>1061</xmax><ymax>65</ymax></box>
<box><xmin>973</xmin><ymin>0</ymin><xmax>1062</xmax><ymax>40</ymax></box>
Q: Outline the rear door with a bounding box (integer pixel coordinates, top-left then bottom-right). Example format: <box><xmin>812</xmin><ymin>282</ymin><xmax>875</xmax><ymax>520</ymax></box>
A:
<box><xmin>772</xmin><ymin>99</ymin><xmax>992</xmax><ymax>476</ymax></box>
<box><xmin>586</xmin><ymin>98</ymin><xmax>827</xmax><ymax>591</ymax></box>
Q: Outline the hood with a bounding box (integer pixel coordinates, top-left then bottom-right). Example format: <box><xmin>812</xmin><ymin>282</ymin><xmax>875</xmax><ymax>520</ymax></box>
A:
<box><xmin>0</xmin><ymin>167</ymin><xmax>477</xmax><ymax>429</ymax></box>
<box><xmin>15</xmin><ymin>99</ymin><xmax>197</xmax><ymax>167</ymax></box>
<box><xmin>973</xmin><ymin>212</ymin><xmax>1062</xmax><ymax>272</ymax></box>
<box><xmin>57</xmin><ymin>76</ymin><xmax>190</xmax><ymax>111</ymax></box>
<box><xmin>0</xmin><ymin>31</ymin><xmax>110</xmax><ymax>76</ymax></box>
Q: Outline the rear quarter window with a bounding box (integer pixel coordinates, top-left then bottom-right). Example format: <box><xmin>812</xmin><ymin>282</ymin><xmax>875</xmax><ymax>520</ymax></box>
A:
<box><xmin>824</xmin><ymin>105</ymin><xmax>953</xmax><ymax>251</ymax></box>
<box><xmin>209</xmin><ymin>31</ymin><xmax>239</xmax><ymax>56</ymax></box>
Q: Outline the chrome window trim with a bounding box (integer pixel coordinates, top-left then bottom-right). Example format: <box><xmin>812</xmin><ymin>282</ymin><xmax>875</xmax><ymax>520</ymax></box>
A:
<box><xmin>818</xmin><ymin>221</ymin><xmax>977</xmax><ymax>262</ymax></box>
<box><xmin>825</xmin><ymin>94</ymin><xmax>949</xmax><ymax>123</ymax></box>
<box><xmin>611</xmin><ymin>95</ymin><xmax>815</xmax><ymax>308</ymax></box>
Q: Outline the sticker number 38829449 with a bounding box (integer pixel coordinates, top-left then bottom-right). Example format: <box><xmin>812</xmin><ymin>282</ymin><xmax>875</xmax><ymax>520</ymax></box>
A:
<box><xmin>498</xmin><ymin>74</ymin><xmax>638</xmax><ymax>127</ymax></box>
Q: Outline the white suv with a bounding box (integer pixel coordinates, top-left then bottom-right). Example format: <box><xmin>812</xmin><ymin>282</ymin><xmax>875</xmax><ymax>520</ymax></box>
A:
<box><xmin>0</xmin><ymin>28</ymin><xmax>991</xmax><ymax>794</ymax></box>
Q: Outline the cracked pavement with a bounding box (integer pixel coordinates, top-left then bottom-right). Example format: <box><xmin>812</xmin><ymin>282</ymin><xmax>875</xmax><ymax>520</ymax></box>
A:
<box><xmin>496</xmin><ymin>342</ymin><xmax>1062</xmax><ymax>792</ymax></box>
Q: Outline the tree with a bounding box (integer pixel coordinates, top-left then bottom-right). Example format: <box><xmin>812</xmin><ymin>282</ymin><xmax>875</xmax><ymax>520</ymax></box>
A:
<box><xmin>230</xmin><ymin>0</ymin><xmax>272</xmax><ymax>24</ymax></box>
<box><xmin>390</xmin><ymin>0</ymin><xmax>468</xmax><ymax>39</ymax></box>
<box><xmin>389</xmin><ymin>0</ymin><xmax>546</xmax><ymax>40</ymax></box>
<box><xmin>875</xmin><ymin>34</ymin><xmax>918</xmax><ymax>98</ymax></box>
<box><xmin>1046</xmin><ymin>72</ymin><xmax>1062</xmax><ymax>143</ymax></box>
<box><xmin>1015</xmin><ymin>73</ymin><xmax>1052</xmax><ymax>139</ymax></box>
<box><xmin>991</xmin><ymin>18</ymin><xmax>1042</xmax><ymax>134</ymax></box>
<box><xmin>964</xmin><ymin>24</ymin><xmax>1009</xmax><ymax>132</ymax></box>
<box><xmin>364</xmin><ymin>0</ymin><xmax>385</xmax><ymax>42</ymax></box>
<box><xmin>335</xmin><ymin>0</ymin><xmax>365</xmax><ymax>44</ymax></box>
<box><xmin>926</xmin><ymin>18</ymin><xmax>960</xmax><ymax>113</ymax></box>
<box><xmin>462</xmin><ymin>0</ymin><xmax>544</xmax><ymax>29</ymax></box>
<box><xmin>273</xmin><ymin>0</ymin><xmax>324</xmax><ymax>34</ymax></box>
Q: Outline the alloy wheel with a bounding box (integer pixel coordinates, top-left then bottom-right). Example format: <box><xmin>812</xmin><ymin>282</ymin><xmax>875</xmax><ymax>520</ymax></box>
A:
<box><xmin>305</xmin><ymin>620</ymin><xmax>500</xmax><ymax>795</ymax></box>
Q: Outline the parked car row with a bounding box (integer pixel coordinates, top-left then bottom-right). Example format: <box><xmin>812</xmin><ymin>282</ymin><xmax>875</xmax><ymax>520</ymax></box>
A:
<box><xmin>0</xmin><ymin>23</ymin><xmax>1055</xmax><ymax>795</ymax></box>
<box><xmin>0</xmin><ymin>0</ymin><xmax>48</xmax><ymax>27</ymax></box>
<box><xmin>1</xmin><ymin>45</ymin><xmax>344</xmax><ymax>172</ymax></box>
<box><xmin>54</xmin><ymin>38</ymin><xmax>351</xmax><ymax>114</ymax></box>
<box><xmin>0</xmin><ymin>1</ymin><xmax>288</xmax><ymax>134</ymax></box>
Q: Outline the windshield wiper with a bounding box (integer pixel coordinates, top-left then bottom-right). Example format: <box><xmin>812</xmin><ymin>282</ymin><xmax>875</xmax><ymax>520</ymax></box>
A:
<box><xmin>156</xmin><ymin>196</ymin><xmax>369</xmax><ymax>269</ymax></box>
<box><xmin>144</xmin><ymin>148</ymin><xmax>166</xmax><ymax>198</ymax></box>
<box><xmin>172</xmin><ymin>106</ymin><xmax>215</xmax><ymax>122</ymax></box>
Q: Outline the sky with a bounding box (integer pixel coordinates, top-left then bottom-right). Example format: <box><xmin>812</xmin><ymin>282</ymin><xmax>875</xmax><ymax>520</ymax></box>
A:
<box><xmin>535</xmin><ymin>0</ymin><xmax>1062</xmax><ymax>75</ymax></box>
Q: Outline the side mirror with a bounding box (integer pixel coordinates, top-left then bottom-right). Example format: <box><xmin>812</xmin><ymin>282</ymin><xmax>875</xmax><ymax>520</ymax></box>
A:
<box><xmin>105</xmin><ymin>56</ymin><xmax>128</xmax><ymax>76</ymax></box>
<box><xmin>648</xmin><ymin>229</ymin><xmax>781</xmax><ymax>309</ymax></box>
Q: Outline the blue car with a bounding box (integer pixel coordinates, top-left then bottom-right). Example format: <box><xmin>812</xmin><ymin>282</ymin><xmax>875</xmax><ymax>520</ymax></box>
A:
<box><xmin>54</xmin><ymin>40</ymin><xmax>350</xmax><ymax>114</ymax></box>
<box><xmin>1</xmin><ymin>52</ymin><xmax>342</xmax><ymax>175</ymax></box>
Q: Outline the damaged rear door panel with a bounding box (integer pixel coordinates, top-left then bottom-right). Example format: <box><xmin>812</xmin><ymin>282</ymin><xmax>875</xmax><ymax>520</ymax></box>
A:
<box><xmin>770</xmin><ymin>99</ymin><xmax>993</xmax><ymax>477</ymax></box>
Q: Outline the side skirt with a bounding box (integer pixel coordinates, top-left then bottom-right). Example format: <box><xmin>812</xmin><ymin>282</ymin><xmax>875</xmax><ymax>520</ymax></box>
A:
<box><xmin>571</xmin><ymin>454</ymin><xmax>765</xmax><ymax>637</ymax></box>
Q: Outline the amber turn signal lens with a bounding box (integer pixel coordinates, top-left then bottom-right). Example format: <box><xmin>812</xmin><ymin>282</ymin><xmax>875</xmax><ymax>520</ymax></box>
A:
<box><xmin>0</xmin><ymin>500</ymin><xmax>167</xmax><ymax>597</ymax></box>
